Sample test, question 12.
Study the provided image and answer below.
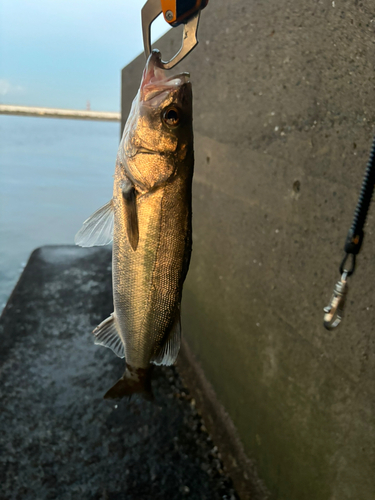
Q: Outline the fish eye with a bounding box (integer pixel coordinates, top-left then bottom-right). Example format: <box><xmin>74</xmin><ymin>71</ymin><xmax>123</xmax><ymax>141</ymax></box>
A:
<box><xmin>162</xmin><ymin>106</ymin><xmax>180</xmax><ymax>127</ymax></box>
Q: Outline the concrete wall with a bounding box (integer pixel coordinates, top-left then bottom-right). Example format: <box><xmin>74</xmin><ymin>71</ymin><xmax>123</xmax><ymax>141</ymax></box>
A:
<box><xmin>121</xmin><ymin>1</ymin><xmax>375</xmax><ymax>498</ymax></box>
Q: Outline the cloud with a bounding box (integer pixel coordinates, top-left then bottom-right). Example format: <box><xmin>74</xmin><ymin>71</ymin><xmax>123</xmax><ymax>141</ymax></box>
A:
<box><xmin>0</xmin><ymin>79</ymin><xmax>25</xmax><ymax>96</ymax></box>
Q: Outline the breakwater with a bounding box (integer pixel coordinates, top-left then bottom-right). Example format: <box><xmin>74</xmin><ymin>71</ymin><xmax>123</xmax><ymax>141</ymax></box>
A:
<box><xmin>0</xmin><ymin>104</ymin><xmax>120</xmax><ymax>121</ymax></box>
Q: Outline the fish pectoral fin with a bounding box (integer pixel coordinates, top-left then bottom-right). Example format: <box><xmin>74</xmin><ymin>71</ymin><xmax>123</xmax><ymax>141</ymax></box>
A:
<box><xmin>152</xmin><ymin>307</ymin><xmax>181</xmax><ymax>366</ymax></box>
<box><xmin>122</xmin><ymin>177</ymin><xmax>139</xmax><ymax>251</ymax></box>
<box><xmin>93</xmin><ymin>313</ymin><xmax>125</xmax><ymax>359</ymax></box>
<box><xmin>75</xmin><ymin>200</ymin><xmax>114</xmax><ymax>247</ymax></box>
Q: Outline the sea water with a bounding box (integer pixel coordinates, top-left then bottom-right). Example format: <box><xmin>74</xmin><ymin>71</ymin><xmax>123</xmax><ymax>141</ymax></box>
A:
<box><xmin>0</xmin><ymin>115</ymin><xmax>120</xmax><ymax>309</ymax></box>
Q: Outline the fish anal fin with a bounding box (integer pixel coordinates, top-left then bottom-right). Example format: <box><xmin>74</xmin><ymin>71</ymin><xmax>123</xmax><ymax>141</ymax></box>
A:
<box><xmin>122</xmin><ymin>178</ymin><xmax>139</xmax><ymax>251</ymax></box>
<box><xmin>93</xmin><ymin>313</ymin><xmax>125</xmax><ymax>359</ymax></box>
<box><xmin>152</xmin><ymin>307</ymin><xmax>181</xmax><ymax>366</ymax></box>
<box><xmin>75</xmin><ymin>200</ymin><xmax>114</xmax><ymax>247</ymax></box>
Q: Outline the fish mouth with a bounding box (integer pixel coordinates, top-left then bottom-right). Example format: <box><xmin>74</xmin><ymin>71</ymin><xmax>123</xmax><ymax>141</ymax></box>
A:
<box><xmin>141</xmin><ymin>50</ymin><xmax>190</xmax><ymax>92</ymax></box>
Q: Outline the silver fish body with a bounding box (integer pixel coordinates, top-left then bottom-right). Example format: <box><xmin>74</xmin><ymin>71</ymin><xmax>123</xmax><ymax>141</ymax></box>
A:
<box><xmin>75</xmin><ymin>50</ymin><xmax>194</xmax><ymax>399</ymax></box>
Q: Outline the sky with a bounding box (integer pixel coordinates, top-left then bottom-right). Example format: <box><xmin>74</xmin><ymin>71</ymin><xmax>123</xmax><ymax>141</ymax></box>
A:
<box><xmin>0</xmin><ymin>0</ymin><xmax>169</xmax><ymax>111</ymax></box>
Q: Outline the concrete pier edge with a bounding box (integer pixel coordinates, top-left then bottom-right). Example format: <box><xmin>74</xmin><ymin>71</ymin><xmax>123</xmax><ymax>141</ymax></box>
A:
<box><xmin>0</xmin><ymin>248</ymin><xmax>267</xmax><ymax>498</ymax></box>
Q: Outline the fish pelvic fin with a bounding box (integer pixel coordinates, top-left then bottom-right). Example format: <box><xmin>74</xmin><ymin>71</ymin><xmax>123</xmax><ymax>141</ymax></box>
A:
<box><xmin>104</xmin><ymin>365</ymin><xmax>153</xmax><ymax>401</ymax></box>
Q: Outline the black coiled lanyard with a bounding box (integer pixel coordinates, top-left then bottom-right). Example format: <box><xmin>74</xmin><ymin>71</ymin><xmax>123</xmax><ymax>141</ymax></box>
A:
<box><xmin>324</xmin><ymin>137</ymin><xmax>375</xmax><ymax>329</ymax></box>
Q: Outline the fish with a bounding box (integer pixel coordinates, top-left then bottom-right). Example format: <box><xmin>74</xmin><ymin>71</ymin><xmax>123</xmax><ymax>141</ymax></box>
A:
<box><xmin>75</xmin><ymin>50</ymin><xmax>194</xmax><ymax>400</ymax></box>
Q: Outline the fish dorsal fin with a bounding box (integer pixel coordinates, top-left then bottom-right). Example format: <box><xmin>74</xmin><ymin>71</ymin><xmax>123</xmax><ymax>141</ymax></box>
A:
<box><xmin>122</xmin><ymin>177</ymin><xmax>139</xmax><ymax>251</ymax></box>
<box><xmin>75</xmin><ymin>200</ymin><xmax>114</xmax><ymax>247</ymax></box>
<box><xmin>152</xmin><ymin>308</ymin><xmax>181</xmax><ymax>366</ymax></box>
<box><xmin>93</xmin><ymin>313</ymin><xmax>125</xmax><ymax>359</ymax></box>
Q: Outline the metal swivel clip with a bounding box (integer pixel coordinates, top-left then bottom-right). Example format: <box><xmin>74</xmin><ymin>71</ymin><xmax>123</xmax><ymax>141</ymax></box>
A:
<box><xmin>142</xmin><ymin>0</ymin><xmax>208</xmax><ymax>69</ymax></box>
<box><xmin>323</xmin><ymin>272</ymin><xmax>348</xmax><ymax>330</ymax></box>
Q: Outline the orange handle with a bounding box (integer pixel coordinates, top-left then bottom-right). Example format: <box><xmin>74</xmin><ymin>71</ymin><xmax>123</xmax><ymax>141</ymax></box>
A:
<box><xmin>160</xmin><ymin>0</ymin><xmax>208</xmax><ymax>26</ymax></box>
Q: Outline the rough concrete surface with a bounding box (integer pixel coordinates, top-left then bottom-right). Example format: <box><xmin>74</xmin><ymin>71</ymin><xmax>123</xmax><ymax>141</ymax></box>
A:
<box><xmin>122</xmin><ymin>1</ymin><xmax>375</xmax><ymax>499</ymax></box>
<box><xmin>177</xmin><ymin>341</ymin><xmax>269</xmax><ymax>500</ymax></box>
<box><xmin>0</xmin><ymin>246</ymin><xmax>238</xmax><ymax>500</ymax></box>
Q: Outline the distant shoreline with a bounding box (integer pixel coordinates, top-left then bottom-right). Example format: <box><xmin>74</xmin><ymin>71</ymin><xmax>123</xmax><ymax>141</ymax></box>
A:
<box><xmin>0</xmin><ymin>104</ymin><xmax>120</xmax><ymax>122</ymax></box>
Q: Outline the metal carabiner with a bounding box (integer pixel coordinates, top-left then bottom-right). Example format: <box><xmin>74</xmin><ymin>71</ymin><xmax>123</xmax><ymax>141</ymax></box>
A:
<box><xmin>141</xmin><ymin>0</ymin><xmax>204</xmax><ymax>70</ymax></box>
<box><xmin>323</xmin><ymin>272</ymin><xmax>348</xmax><ymax>330</ymax></box>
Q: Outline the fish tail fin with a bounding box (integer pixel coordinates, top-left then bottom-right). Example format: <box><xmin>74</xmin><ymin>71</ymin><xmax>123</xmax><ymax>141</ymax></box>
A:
<box><xmin>104</xmin><ymin>365</ymin><xmax>153</xmax><ymax>401</ymax></box>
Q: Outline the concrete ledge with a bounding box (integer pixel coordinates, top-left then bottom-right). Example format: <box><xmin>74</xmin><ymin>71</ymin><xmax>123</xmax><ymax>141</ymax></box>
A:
<box><xmin>0</xmin><ymin>246</ymin><xmax>239</xmax><ymax>499</ymax></box>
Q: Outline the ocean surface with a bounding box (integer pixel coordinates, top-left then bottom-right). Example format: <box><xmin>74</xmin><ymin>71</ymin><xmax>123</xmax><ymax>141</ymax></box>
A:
<box><xmin>0</xmin><ymin>115</ymin><xmax>120</xmax><ymax>310</ymax></box>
